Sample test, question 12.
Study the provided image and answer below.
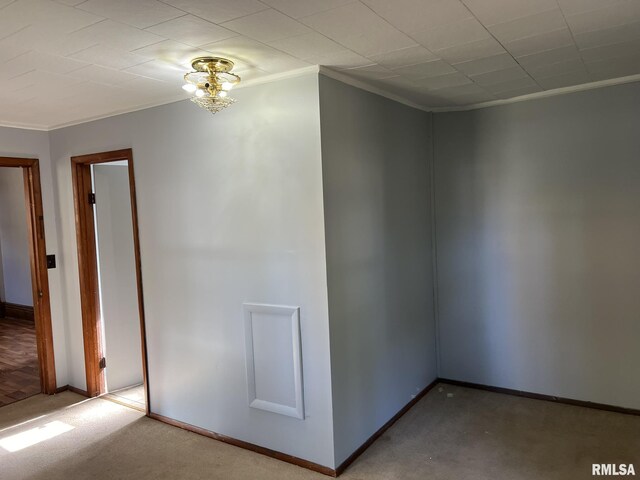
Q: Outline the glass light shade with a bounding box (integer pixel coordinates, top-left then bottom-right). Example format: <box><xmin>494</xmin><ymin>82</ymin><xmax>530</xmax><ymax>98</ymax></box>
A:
<box><xmin>182</xmin><ymin>83</ymin><xmax>197</xmax><ymax>93</ymax></box>
<box><xmin>195</xmin><ymin>88</ymin><xmax>206</xmax><ymax>97</ymax></box>
<box><xmin>221</xmin><ymin>81</ymin><xmax>234</xmax><ymax>91</ymax></box>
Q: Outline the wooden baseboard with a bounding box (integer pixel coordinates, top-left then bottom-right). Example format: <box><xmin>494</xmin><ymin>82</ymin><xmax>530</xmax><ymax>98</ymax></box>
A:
<box><xmin>54</xmin><ymin>385</ymin><xmax>90</xmax><ymax>397</ymax></box>
<box><xmin>0</xmin><ymin>302</ymin><xmax>34</xmax><ymax>322</ymax></box>
<box><xmin>149</xmin><ymin>412</ymin><xmax>337</xmax><ymax>477</ymax></box>
<box><xmin>335</xmin><ymin>379</ymin><xmax>439</xmax><ymax>475</ymax></box>
<box><xmin>438</xmin><ymin>378</ymin><xmax>640</xmax><ymax>416</ymax></box>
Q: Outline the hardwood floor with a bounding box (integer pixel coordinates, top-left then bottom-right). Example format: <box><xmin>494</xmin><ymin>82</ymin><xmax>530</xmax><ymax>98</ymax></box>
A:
<box><xmin>0</xmin><ymin>316</ymin><xmax>41</xmax><ymax>407</ymax></box>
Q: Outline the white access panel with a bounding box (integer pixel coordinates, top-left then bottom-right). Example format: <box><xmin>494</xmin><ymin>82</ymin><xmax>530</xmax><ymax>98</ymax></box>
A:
<box><xmin>243</xmin><ymin>303</ymin><xmax>305</xmax><ymax>419</ymax></box>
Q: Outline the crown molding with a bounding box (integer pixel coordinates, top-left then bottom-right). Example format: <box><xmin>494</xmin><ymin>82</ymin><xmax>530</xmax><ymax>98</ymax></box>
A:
<box><xmin>0</xmin><ymin>121</ymin><xmax>50</xmax><ymax>132</ymax></box>
<box><xmin>318</xmin><ymin>66</ymin><xmax>431</xmax><ymax>113</ymax></box>
<box><xmin>432</xmin><ymin>73</ymin><xmax>640</xmax><ymax>113</ymax></box>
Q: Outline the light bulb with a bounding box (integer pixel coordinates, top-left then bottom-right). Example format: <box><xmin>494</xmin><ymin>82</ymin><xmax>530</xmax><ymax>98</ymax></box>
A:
<box><xmin>218</xmin><ymin>91</ymin><xmax>227</xmax><ymax>98</ymax></box>
<box><xmin>182</xmin><ymin>83</ymin><xmax>197</xmax><ymax>93</ymax></box>
<box><xmin>221</xmin><ymin>81</ymin><xmax>234</xmax><ymax>91</ymax></box>
<box><xmin>195</xmin><ymin>88</ymin><xmax>206</xmax><ymax>97</ymax></box>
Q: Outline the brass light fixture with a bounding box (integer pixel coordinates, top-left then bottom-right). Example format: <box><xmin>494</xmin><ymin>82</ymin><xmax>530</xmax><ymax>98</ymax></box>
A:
<box><xmin>182</xmin><ymin>56</ymin><xmax>241</xmax><ymax>114</ymax></box>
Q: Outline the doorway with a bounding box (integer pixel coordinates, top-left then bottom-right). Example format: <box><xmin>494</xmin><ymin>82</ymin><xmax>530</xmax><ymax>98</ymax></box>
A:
<box><xmin>71</xmin><ymin>149</ymin><xmax>149</xmax><ymax>414</ymax></box>
<box><xmin>0</xmin><ymin>157</ymin><xmax>56</xmax><ymax>408</ymax></box>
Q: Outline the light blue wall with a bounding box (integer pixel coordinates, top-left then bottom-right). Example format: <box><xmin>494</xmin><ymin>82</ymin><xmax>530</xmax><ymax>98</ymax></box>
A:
<box><xmin>433</xmin><ymin>82</ymin><xmax>640</xmax><ymax>409</ymax></box>
<box><xmin>48</xmin><ymin>74</ymin><xmax>336</xmax><ymax>468</ymax></box>
<box><xmin>319</xmin><ymin>75</ymin><xmax>438</xmax><ymax>466</ymax></box>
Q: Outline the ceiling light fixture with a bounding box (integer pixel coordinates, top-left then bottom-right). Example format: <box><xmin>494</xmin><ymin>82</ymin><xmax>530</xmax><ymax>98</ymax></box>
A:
<box><xmin>182</xmin><ymin>56</ymin><xmax>241</xmax><ymax>114</ymax></box>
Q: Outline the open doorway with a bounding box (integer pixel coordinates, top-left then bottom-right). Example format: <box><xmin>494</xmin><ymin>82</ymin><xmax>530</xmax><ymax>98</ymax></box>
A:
<box><xmin>0</xmin><ymin>157</ymin><xmax>56</xmax><ymax>408</ymax></box>
<box><xmin>71</xmin><ymin>149</ymin><xmax>148</xmax><ymax>414</ymax></box>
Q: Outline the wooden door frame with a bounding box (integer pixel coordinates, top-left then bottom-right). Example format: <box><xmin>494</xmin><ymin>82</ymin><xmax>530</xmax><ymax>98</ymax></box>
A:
<box><xmin>71</xmin><ymin>148</ymin><xmax>150</xmax><ymax>415</ymax></box>
<box><xmin>0</xmin><ymin>156</ymin><xmax>57</xmax><ymax>394</ymax></box>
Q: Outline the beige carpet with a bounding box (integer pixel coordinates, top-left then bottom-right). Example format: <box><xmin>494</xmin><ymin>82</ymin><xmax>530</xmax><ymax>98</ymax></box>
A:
<box><xmin>0</xmin><ymin>384</ymin><xmax>638</xmax><ymax>480</ymax></box>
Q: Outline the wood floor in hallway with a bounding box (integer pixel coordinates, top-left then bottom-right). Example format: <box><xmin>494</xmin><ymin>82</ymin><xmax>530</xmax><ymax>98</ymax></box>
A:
<box><xmin>0</xmin><ymin>317</ymin><xmax>40</xmax><ymax>407</ymax></box>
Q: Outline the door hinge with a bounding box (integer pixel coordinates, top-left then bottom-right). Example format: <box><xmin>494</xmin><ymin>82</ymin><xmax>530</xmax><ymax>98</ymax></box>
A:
<box><xmin>99</xmin><ymin>357</ymin><xmax>106</xmax><ymax>369</ymax></box>
<box><xmin>88</xmin><ymin>192</ymin><xmax>96</xmax><ymax>204</ymax></box>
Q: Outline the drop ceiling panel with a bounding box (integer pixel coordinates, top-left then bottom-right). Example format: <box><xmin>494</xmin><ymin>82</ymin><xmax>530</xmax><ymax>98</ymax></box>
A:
<box><xmin>453</xmin><ymin>53</ymin><xmax>519</xmax><ymax>76</ymax></box>
<box><xmin>362</xmin><ymin>0</ymin><xmax>473</xmax><ymax>35</ymax></box>
<box><xmin>488</xmin><ymin>9</ymin><xmax>568</xmax><ymax>44</ymax></box>
<box><xmin>221</xmin><ymin>9</ymin><xmax>312</xmax><ymax>43</ymax></box>
<box><xmin>412</xmin><ymin>17</ymin><xmax>491</xmax><ymax>51</ymax></box>
<box><xmin>76</xmin><ymin>0</ymin><xmax>185</xmax><ymax>29</ymax></box>
<box><xmin>267</xmin><ymin>33</ymin><xmax>345</xmax><ymax>60</ymax></box>
<box><xmin>461</xmin><ymin>0</ymin><xmax>559</xmax><ymax>26</ymax></box>
<box><xmin>503</xmin><ymin>28</ymin><xmax>575</xmax><ymax>57</ymax></box>
<box><xmin>145</xmin><ymin>15</ymin><xmax>238</xmax><ymax>47</ymax></box>
<box><xmin>160</xmin><ymin>0</ymin><xmax>269</xmax><ymax>24</ymax></box>
<box><xmin>368</xmin><ymin>46</ymin><xmax>438</xmax><ymax>69</ymax></box>
<box><xmin>260</xmin><ymin>0</ymin><xmax>357</xmax><ymax>19</ymax></box>
<box><xmin>1</xmin><ymin>0</ymin><xmax>640</xmax><ymax>128</ymax></box>
<box><xmin>300</xmin><ymin>2</ymin><xmax>417</xmax><ymax>56</ymax></box>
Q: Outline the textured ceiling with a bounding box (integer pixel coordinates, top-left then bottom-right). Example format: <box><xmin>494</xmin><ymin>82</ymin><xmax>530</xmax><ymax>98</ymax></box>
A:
<box><xmin>1</xmin><ymin>0</ymin><xmax>640</xmax><ymax>129</ymax></box>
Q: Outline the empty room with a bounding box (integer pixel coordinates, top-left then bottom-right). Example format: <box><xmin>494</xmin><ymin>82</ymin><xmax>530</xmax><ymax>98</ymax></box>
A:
<box><xmin>0</xmin><ymin>1</ymin><xmax>638</xmax><ymax>479</ymax></box>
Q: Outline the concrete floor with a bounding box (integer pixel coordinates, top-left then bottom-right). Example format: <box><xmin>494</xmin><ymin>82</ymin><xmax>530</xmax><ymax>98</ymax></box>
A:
<box><xmin>0</xmin><ymin>383</ymin><xmax>638</xmax><ymax>480</ymax></box>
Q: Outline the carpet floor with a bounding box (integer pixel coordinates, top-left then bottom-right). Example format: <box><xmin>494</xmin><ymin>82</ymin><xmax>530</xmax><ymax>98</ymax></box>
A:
<box><xmin>0</xmin><ymin>383</ymin><xmax>638</xmax><ymax>480</ymax></box>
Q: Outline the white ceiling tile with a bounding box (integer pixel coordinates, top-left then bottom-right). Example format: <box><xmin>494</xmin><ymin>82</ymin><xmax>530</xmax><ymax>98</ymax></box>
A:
<box><xmin>124</xmin><ymin>60</ymin><xmax>185</xmax><ymax>85</ymax></box>
<box><xmin>483</xmin><ymin>76</ymin><xmax>538</xmax><ymax>94</ymax></box>
<box><xmin>393</xmin><ymin>59</ymin><xmax>456</xmax><ymax>79</ymax></box>
<box><xmin>161</xmin><ymin>0</ymin><xmax>269</xmax><ymax>24</ymax></box>
<box><xmin>0</xmin><ymin>25</ymin><xmax>97</xmax><ymax>56</ymax></box>
<box><xmin>503</xmin><ymin>28</ymin><xmax>574</xmax><ymax>57</ymax></box>
<box><xmin>146</xmin><ymin>15</ymin><xmax>238</xmax><ymax>47</ymax></box>
<box><xmin>200</xmin><ymin>36</ymin><xmax>289</xmax><ymax>70</ymax></box>
<box><xmin>0</xmin><ymin>51</ymin><xmax>87</xmax><ymax>80</ymax></box>
<box><xmin>488</xmin><ymin>9</ymin><xmax>567</xmax><ymax>44</ymax></box>
<box><xmin>52</xmin><ymin>0</ymin><xmax>86</xmax><ymax>5</ymax></box>
<box><xmin>434</xmin><ymin>37</ymin><xmax>505</xmax><ymax>64</ymax></box>
<box><xmin>69</xmin><ymin>44</ymin><xmax>150</xmax><ymax>69</ymax></box>
<box><xmin>260</xmin><ymin>0</ymin><xmax>357</xmax><ymax>19</ymax></box>
<box><xmin>251</xmin><ymin>54</ymin><xmax>311</xmax><ymax>74</ymax></box>
<box><xmin>461</xmin><ymin>0</ymin><xmax>558</xmax><ymax>26</ymax></box>
<box><xmin>362</xmin><ymin>0</ymin><xmax>472</xmax><ymax>35</ymax></box>
<box><xmin>564</xmin><ymin>0</ymin><xmax>640</xmax><ymax>35</ymax></box>
<box><xmin>132</xmin><ymin>40</ymin><xmax>214</xmax><ymax>68</ymax></box>
<box><xmin>413</xmin><ymin>17</ymin><xmax>490</xmax><ymax>51</ymax></box>
<box><xmin>579</xmin><ymin>38</ymin><xmax>640</xmax><ymax>63</ymax></box>
<box><xmin>469</xmin><ymin>66</ymin><xmax>530</xmax><ymax>87</ymax></box>
<box><xmin>586</xmin><ymin>54</ymin><xmax>640</xmax><ymax>80</ymax></box>
<box><xmin>516</xmin><ymin>45</ymin><xmax>582</xmax><ymax>69</ymax></box>
<box><xmin>343</xmin><ymin>64</ymin><xmax>398</xmax><ymax>81</ymax></box>
<box><xmin>368</xmin><ymin>46</ymin><xmax>438</xmax><ymax>69</ymax></box>
<box><xmin>557</xmin><ymin>0</ymin><xmax>622</xmax><ymax>16</ymax></box>
<box><xmin>305</xmin><ymin>49</ymin><xmax>375</xmax><ymax>68</ymax></box>
<box><xmin>416</xmin><ymin>71</ymin><xmax>472</xmax><ymax>90</ymax></box>
<box><xmin>1</xmin><ymin>0</ymin><xmax>639</xmax><ymax>126</ymax></box>
<box><xmin>70</xmin><ymin>20</ymin><xmax>166</xmax><ymax>51</ymax></box>
<box><xmin>0</xmin><ymin>0</ymin><xmax>103</xmax><ymax>38</ymax></box>
<box><xmin>76</xmin><ymin>0</ymin><xmax>185</xmax><ymax>29</ymax></box>
<box><xmin>453</xmin><ymin>52</ymin><xmax>518</xmax><ymax>76</ymax></box>
<box><xmin>573</xmin><ymin>21</ymin><xmax>640</xmax><ymax>50</ymax></box>
<box><xmin>0</xmin><ymin>44</ymin><xmax>29</xmax><ymax>63</ymax></box>
<box><xmin>221</xmin><ymin>9</ymin><xmax>311</xmax><ymax>43</ymax></box>
<box><xmin>525</xmin><ymin>58</ymin><xmax>588</xmax><ymax>79</ymax></box>
<box><xmin>535</xmin><ymin>70</ymin><xmax>592</xmax><ymax>89</ymax></box>
<box><xmin>71</xmin><ymin>64</ymin><xmax>144</xmax><ymax>85</ymax></box>
<box><xmin>301</xmin><ymin>2</ymin><xmax>417</xmax><ymax>56</ymax></box>
<box><xmin>268</xmin><ymin>32</ymin><xmax>345</xmax><ymax>59</ymax></box>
